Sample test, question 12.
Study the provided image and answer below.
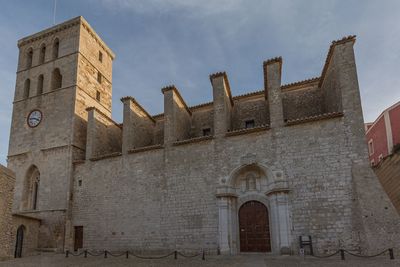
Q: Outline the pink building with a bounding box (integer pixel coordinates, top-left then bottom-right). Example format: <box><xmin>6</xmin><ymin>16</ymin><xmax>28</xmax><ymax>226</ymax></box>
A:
<box><xmin>365</xmin><ymin>101</ymin><xmax>400</xmax><ymax>166</ymax></box>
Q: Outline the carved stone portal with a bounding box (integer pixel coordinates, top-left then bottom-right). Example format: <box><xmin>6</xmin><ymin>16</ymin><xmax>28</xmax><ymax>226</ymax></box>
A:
<box><xmin>216</xmin><ymin>163</ymin><xmax>291</xmax><ymax>254</ymax></box>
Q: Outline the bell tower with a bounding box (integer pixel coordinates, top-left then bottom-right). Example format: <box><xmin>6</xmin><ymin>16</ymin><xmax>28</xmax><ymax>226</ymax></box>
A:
<box><xmin>7</xmin><ymin>16</ymin><xmax>114</xmax><ymax>251</ymax></box>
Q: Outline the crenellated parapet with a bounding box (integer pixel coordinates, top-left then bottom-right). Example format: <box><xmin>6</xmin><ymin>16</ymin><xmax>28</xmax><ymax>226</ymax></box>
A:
<box><xmin>85</xmin><ymin>35</ymin><xmax>359</xmax><ymax>160</ymax></box>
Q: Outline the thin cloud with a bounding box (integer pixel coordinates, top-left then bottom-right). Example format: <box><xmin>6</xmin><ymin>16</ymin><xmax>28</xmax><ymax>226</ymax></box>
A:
<box><xmin>96</xmin><ymin>0</ymin><xmax>245</xmax><ymax>15</ymax></box>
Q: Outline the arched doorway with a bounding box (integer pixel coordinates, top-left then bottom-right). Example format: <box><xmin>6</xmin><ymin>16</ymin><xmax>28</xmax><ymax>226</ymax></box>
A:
<box><xmin>14</xmin><ymin>225</ymin><xmax>25</xmax><ymax>258</ymax></box>
<box><xmin>239</xmin><ymin>201</ymin><xmax>271</xmax><ymax>252</ymax></box>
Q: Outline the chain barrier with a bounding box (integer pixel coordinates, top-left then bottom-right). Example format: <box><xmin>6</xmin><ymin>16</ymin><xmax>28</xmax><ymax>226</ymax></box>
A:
<box><xmin>309</xmin><ymin>249</ymin><xmax>340</xmax><ymax>258</ymax></box>
<box><xmin>308</xmin><ymin>248</ymin><xmax>394</xmax><ymax>260</ymax></box>
<box><xmin>66</xmin><ymin>249</ymin><xmax>207</xmax><ymax>260</ymax></box>
<box><xmin>66</xmin><ymin>248</ymin><xmax>395</xmax><ymax>261</ymax></box>
<box><xmin>177</xmin><ymin>251</ymin><xmax>201</xmax><ymax>258</ymax></box>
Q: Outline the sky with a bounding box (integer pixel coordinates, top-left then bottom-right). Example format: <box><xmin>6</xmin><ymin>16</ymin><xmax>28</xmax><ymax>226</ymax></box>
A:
<box><xmin>1</xmin><ymin>0</ymin><xmax>400</xmax><ymax>165</ymax></box>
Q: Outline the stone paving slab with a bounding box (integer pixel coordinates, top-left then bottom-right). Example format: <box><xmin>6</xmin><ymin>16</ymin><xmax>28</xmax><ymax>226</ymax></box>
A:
<box><xmin>0</xmin><ymin>253</ymin><xmax>399</xmax><ymax>267</ymax></box>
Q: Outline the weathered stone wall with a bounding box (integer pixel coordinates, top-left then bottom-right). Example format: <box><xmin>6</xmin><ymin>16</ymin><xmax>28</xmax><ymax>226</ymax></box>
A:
<box><xmin>232</xmin><ymin>96</ymin><xmax>268</xmax><ymax>129</ymax></box>
<box><xmin>153</xmin><ymin>118</ymin><xmax>165</xmax><ymax>145</ymax></box>
<box><xmin>321</xmin><ymin>51</ymin><xmax>342</xmax><ymax>114</ymax></box>
<box><xmin>70</xmin><ymin>116</ymin><xmax>358</xmax><ymax>253</ymax></box>
<box><xmin>9</xmin><ymin>17</ymin><xmax>400</xmax><ymax>257</ymax></box>
<box><xmin>14</xmin><ymin>54</ymin><xmax>79</xmax><ymax>101</ymax></box>
<box><xmin>0</xmin><ymin>165</ymin><xmax>15</xmax><ymax>260</ymax></box>
<box><xmin>12</xmin><ymin>215</ymin><xmax>41</xmax><ymax>257</ymax></box>
<box><xmin>122</xmin><ymin>97</ymin><xmax>155</xmax><ymax>152</ymax></box>
<box><xmin>211</xmin><ymin>73</ymin><xmax>233</xmax><ymax>135</ymax></box>
<box><xmin>163</xmin><ymin>87</ymin><xmax>192</xmax><ymax>143</ymax></box>
<box><xmin>76</xmin><ymin>55</ymin><xmax>112</xmax><ymax>113</ymax></box>
<box><xmin>327</xmin><ymin>40</ymin><xmax>400</xmax><ymax>252</ymax></box>
<box><xmin>73</xmin><ymin>25</ymin><xmax>114</xmax><ymax>152</ymax></box>
<box><xmin>0</xmin><ymin>165</ymin><xmax>41</xmax><ymax>259</ymax></box>
<box><xmin>86</xmin><ymin>108</ymin><xmax>122</xmax><ymax>159</ymax></box>
<box><xmin>78</xmin><ymin>22</ymin><xmax>113</xmax><ymax>85</ymax></box>
<box><xmin>8</xmin><ymin>89</ymin><xmax>75</xmax><ymax>156</ymax></box>
<box><xmin>374</xmin><ymin>152</ymin><xmax>400</xmax><ymax>214</ymax></box>
<box><xmin>66</xmin><ymin>36</ymin><xmax>400</xmax><ymax>256</ymax></box>
<box><xmin>7</xmin><ymin>17</ymin><xmax>115</xmax><ymax>253</ymax></box>
<box><xmin>190</xmin><ymin>107</ymin><xmax>214</xmax><ymax>137</ymax></box>
<box><xmin>17</xmin><ymin>19</ymin><xmax>80</xmax><ymax>74</ymax></box>
<box><xmin>282</xmin><ymin>85</ymin><xmax>323</xmax><ymax>120</ymax></box>
<box><xmin>7</xmin><ymin>147</ymin><xmax>70</xmax><ymax>250</ymax></box>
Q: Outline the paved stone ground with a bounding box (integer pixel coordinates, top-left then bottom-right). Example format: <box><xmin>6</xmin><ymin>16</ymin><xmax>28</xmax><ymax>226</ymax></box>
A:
<box><xmin>0</xmin><ymin>253</ymin><xmax>399</xmax><ymax>267</ymax></box>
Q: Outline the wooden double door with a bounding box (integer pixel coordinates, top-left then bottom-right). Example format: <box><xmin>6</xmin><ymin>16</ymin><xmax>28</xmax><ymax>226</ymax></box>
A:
<box><xmin>239</xmin><ymin>201</ymin><xmax>271</xmax><ymax>252</ymax></box>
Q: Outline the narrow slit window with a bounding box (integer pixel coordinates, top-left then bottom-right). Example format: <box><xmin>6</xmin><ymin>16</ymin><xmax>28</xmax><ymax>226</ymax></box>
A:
<box><xmin>202</xmin><ymin>128</ymin><xmax>211</xmax><ymax>136</ymax></box>
<box><xmin>96</xmin><ymin>90</ymin><xmax>101</xmax><ymax>101</ymax></box>
<box><xmin>97</xmin><ymin>72</ymin><xmax>102</xmax><ymax>84</ymax></box>
<box><xmin>26</xmin><ymin>48</ymin><xmax>33</xmax><ymax>68</ymax></box>
<box><xmin>245</xmin><ymin>120</ymin><xmax>255</xmax><ymax>129</ymax></box>
<box><xmin>32</xmin><ymin>179</ymin><xmax>39</xmax><ymax>210</ymax></box>
<box><xmin>37</xmin><ymin>75</ymin><xmax>44</xmax><ymax>95</ymax></box>
<box><xmin>53</xmin><ymin>38</ymin><xmax>59</xmax><ymax>59</ymax></box>
<box><xmin>98</xmin><ymin>51</ymin><xmax>103</xmax><ymax>62</ymax></box>
<box><xmin>24</xmin><ymin>79</ymin><xmax>30</xmax><ymax>99</ymax></box>
<box><xmin>39</xmin><ymin>44</ymin><xmax>46</xmax><ymax>64</ymax></box>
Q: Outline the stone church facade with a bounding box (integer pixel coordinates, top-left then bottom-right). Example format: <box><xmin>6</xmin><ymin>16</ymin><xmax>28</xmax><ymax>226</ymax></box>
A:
<box><xmin>6</xmin><ymin>16</ymin><xmax>400</xmax><ymax>256</ymax></box>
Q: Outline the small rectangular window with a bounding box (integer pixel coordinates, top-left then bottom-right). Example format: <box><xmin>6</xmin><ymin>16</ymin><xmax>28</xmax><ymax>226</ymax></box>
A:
<box><xmin>370</xmin><ymin>159</ymin><xmax>375</xmax><ymax>166</ymax></box>
<box><xmin>202</xmin><ymin>128</ymin><xmax>211</xmax><ymax>136</ymax></box>
<box><xmin>98</xmin><ymin>51</ymin><xmax>103</xmax><ymax>62</ymax></box>
<box><xmin>245</xmin><ymin>120</ymin><xmax>255</xmax><ymax>129</ymax></box>
<box><xmin>96</xmin><ymin>90</ymin><xmax>101</xmax><ymax>101</ymax></box>
<box><xmin>378</xmin><ymin>154</ymin><xmax>383</xmax><ymax>161</ymax></box>
<box><xmin>97</xmin><ymin>72</ymin><xmax>102</xmax><ymax>84</ymax></box>
<box><xmin>368</xmin><ymin>139</ymin><xmax>374</xmax><ymax>155</ymax></box>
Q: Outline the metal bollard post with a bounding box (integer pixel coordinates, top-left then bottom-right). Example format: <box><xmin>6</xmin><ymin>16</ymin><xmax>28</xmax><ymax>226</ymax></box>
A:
<box><xmin>104</xmin><ymin>250</ymin><xmax>108</xmax><ymax>258</ymax></box>
<box><xmin>65</xmin><ymin>250</ymin><xmax>69</xmax><ymax>258</ymax></box>
<box><xmin>202</xmin><ymin>250</ymin><xmax>205</xmax><ymax>261</ymax></box>
<box><xmin>340</xmin><ymin>249</ymin><xmax>345</xmax><ymax>260</ymax></box>
<box><xmin>174</xmin><ymin>250</ymin><xmax>177</xmax><ymax>260</ymax></box>
<box><xmin>389</xmin><ymin>248</ymin><xmax>394</xmax><ymax>260</ymax></box>
<box><xmin>126</xmin><ymin>251</ymin><xmax>129</xmax><ymax>259</ymax></box>
<box><xmin>84</xmin><ymin>250</ymin><xmax>87</xmax><ymax>258</ymax></box>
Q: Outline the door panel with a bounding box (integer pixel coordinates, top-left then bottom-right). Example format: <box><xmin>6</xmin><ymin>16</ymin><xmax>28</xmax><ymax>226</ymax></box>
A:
<box><xmin>239</xmin><ymin>201</ymin><xmax>271</xmax><ymax>252</ymax></box>
<box><xmin>74</xmin><ymin>226</ymin><xmax>83</xmax><ymax>251</ymax></box>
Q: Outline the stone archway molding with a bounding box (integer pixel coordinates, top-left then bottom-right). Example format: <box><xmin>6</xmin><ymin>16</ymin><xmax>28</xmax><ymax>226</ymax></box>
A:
<box><xmin>216</xmin><ymin>162</ymin><xmax>292</xmax><ymax>255</ymax></box>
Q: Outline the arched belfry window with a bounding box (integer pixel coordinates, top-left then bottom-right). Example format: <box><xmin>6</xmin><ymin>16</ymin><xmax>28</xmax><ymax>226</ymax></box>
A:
<box><xmin>39</xmin><ymin>44</ymin><xmax>46</xmax><ymax>64</ymax></box>
<box><xmin>26</xmin><ymin>48</ymin><xmax>33</xmax><ymax>68</ymax></box>
<box><xmin>37</xmin><ymin>75</ymin><xmax>44</xmax><ymax>95</ymax></box>
<box><xmin>22</xmin><ymin>166</ymin><xmax>40</xmax><ymax>210</ymax></box>
<box><xmin>51</xmin><ymin>68</ymin><xmax>62</xmax><ymax>90</ymax></box>
<box><xmin>23</xmin><ymin>79</ymin><xmax>30</xmax><ymax>99</ymax></box>
<box><xmin>53</xmin><ymin>38</ymin><xmax>59</xmax><ymax>59</ymax></box>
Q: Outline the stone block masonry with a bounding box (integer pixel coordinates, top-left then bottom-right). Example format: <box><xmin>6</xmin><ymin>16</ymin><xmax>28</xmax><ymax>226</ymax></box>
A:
<box><xmin>0</xmin><ymin>165</ymin><xmax>15</xmax><ymax>260</ymax></box>
<box><xmin>0</xmin><ymin>165</ymin><xmax>41</xmax><ymax>259</ymax></box>
<box><xmin>6</xmin><ymin>16</ymin><xmax>400</xmax><ymax>257</ymax></box>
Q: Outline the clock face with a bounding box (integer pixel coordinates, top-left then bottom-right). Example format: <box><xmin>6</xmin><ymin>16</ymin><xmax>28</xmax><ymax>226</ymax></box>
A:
<box><xmin>27</xmin><ymin>110</ymin><xmax>42</xmax><ymax>128</ymax></box>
